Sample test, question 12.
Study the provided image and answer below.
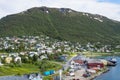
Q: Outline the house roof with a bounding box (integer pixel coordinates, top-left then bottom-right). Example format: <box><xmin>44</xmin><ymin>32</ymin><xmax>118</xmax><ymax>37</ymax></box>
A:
<box><xmin>73</xmin><ymin>60</ymin><xmax>84</xmax><ymax>64</ymax></box>
<box><xmin>87</xmin><ymin>59</ymin><xmax>102</xmax><ymax>63</ymax></box>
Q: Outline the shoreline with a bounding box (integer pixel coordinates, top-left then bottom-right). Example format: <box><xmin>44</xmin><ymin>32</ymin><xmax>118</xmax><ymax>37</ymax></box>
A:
<box><xmin>88</xmin><ymin>68</ymin><xmax>109</xmax><ymax>80</ymax></box>
<box><xmin>63</xmin><ymin>67</ymin><xmax>110</xmax><ymax>80</ymax></box>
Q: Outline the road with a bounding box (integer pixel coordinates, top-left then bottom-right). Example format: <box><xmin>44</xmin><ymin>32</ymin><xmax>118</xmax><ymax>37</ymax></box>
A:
<box><xmin>63</xmin><ymin>55</ymin><xmax>77</xmax><ymax>70</ymax></box>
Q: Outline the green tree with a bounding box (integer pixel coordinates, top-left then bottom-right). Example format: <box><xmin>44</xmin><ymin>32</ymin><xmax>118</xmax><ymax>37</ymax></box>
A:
<box><xmin>32</xmin><ymin>54</ymin><xmax>39</xmax><ymax>62</ymax></box>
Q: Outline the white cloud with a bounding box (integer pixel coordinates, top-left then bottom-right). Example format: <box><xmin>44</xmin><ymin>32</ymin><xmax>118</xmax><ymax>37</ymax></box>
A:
<box><xmin>0</xmin><ymin>0</ymin><xmax>41</xmax><ymax>17</ymax></box>
<box><xmin>0</xmin><ymin>0</ymin><xmax>120</xmax><ymax>21</ymax></box>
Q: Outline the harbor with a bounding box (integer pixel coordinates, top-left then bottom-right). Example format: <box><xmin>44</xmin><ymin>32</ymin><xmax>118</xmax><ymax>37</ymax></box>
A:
<box><xmin>61</xmin><ymin>55</ymin><xmax>117</xmax><ymax>80</ymax></box>
<box><xmin>94</xmin><ymin>57</ymin><xmax>120</xmax><ymax>80</ymax></box>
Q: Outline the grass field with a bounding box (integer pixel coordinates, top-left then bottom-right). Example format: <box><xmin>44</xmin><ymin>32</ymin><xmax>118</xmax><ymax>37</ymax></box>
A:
<box><xmin>0</xmin><ymin>60</ymin><xmax>62</xmax><ymax>76</ymax></box>
<box><xmin>0</xmin><ymin>63</ymin><xmax>39</xmax><ymax>76</ymax></box>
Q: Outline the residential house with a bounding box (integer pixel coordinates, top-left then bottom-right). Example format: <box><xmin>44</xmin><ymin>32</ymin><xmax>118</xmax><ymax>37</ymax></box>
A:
<box><xmin>5</xmin><ymin>57</ymin><xmax>12</xmax><ymax>63</ymax></box>
<box><xmin>29</xmin><ymin>52</ymin><xmax>38</xmax><ymax>57</ymax></box>
<box><xmin>71</xmin><ymin>60</ymin><xmax>84</xmax><ymax>66</ymax></box>
<box><xmin>0</xmin><ymin>54</ymin><xmax>7</xmax><ymax>59</ymax></box>
<box><xmin>14</xmin><ymin>56</ymin><xmax>22</xmax><ymax>63</ymax></box>
<box><xmin>39</xmin><ymin>54</ymin><xmax>48</xmax><ymax>60</ymax></box>
<box><xmin>20</xmin><ymin>52</ymin><xmax>27</xmax><ymax>55</ymax></box>
<box><xmin>46</xmin><ymin>47</ymin><xmax>53</xmax><ymax>53</ymax></box>
<box><xmin>9</xmin><ymin>53</ymin><xmax>18</xmax><ymax>57</ymax></box>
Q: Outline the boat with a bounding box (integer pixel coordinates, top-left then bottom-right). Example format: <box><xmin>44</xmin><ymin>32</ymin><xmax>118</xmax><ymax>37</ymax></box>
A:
<box><xmin>107</xmin><ymin>61</ymin><xmax>116</xmax><ymax>66</ymax></box>
<box><xmin>109</xmin><ymin>57</ymin><xmax>117</xmax><ymax>64</ymax></box>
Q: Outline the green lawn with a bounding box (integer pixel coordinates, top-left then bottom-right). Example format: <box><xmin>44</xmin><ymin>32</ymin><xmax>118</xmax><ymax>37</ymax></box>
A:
<box><xmin>0</xmin><ymin>60</ymin><xmax>62</xmax><ymax>77</ymax></box>
<box><xmin>0</xmin><ymin>63</ymin><xmax>39</xmax><ymax>76</ymax></box>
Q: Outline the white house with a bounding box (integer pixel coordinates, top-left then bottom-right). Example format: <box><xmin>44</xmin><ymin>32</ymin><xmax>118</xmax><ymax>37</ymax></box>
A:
<box><xmin>39</xmin><ymin>54</ymin><xmax>48</xmax><ymax>60</ymax></box>
<box><xmin>46</xmin><ymin>48</ymin><xmax>53</xmax><ymax>53</ymax></box>
<box><xmin>20</xmin><ymin>52</ymin><xmax>26</xmax><ymax>55</ymax></box>
<box><xmin>9</xmin><ymin>53</ymin><xmax>18</xmax><ymax>57</ymax></box>
<box><xmin>29</xmin><ymin>52</ymin><xmax>38</xmax><ymax>57</ymax></box>
<box><xmin>14</xmin><ymin>56</ymin><xmax>22</xmax><ymax>63</ymax></box>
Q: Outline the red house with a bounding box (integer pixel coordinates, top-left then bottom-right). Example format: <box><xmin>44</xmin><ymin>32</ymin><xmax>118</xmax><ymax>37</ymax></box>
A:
<box><xmin>87</xmin><ymin>59</ymin><xmax>104</xmax><ymax>69</ymax></box>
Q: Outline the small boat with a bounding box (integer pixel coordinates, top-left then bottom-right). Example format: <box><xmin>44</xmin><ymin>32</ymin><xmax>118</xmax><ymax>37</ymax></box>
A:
<box><xmin>109</xmin><ymin>57</ymin><xmax>117</xmax><ymax>64</ymax></box>
<box><xmin>107</xmin><ymin>61</ymin><xmax>116</xmax><ymax>66</ymax></box>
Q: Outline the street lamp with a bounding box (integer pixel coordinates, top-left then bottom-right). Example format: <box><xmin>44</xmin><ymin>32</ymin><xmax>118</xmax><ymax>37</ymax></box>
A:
<box><xmin>59</xmin><ymin>69</ymin><xmax>62</xmax><ymax>80</ymax></box>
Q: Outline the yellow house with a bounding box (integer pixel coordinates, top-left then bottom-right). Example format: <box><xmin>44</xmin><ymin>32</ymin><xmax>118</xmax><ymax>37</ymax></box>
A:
<box><xmin>5</xmin><ymin>57</ymin><xmax>12</xmax><ymax>64</ymax></box>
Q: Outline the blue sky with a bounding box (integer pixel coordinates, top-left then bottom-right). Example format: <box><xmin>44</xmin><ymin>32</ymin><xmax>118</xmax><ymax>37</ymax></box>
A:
<box><xmin>98</xmin><ymin>0</ymin><xmax>120</xmax><ymax>4</ymax></box>
<box><xmin>0</xmin><ymin>0</ymin><xmax>120</xmax><ymax>21</ymax></box>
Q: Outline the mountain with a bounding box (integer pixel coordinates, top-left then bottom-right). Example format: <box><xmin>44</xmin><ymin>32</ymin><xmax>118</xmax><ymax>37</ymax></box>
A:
<box><xmin>0</xmin><ymin>6</ymin><xmax>120</xmax><ymax>44</ymax></box>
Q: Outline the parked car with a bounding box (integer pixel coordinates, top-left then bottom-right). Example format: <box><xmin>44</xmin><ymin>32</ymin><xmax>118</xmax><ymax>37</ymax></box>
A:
<box><xmin>69</xmin><ymin>72</ymin><xmax>75</xmax><ymax>76</ymax></box>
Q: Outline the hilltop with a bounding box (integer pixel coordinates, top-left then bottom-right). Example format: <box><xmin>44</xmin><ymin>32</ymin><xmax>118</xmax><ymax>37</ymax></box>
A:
<box><xmin>0</xmin><ymin>6</ymin><xmax>120</xmax><ymax>44</ymax></box>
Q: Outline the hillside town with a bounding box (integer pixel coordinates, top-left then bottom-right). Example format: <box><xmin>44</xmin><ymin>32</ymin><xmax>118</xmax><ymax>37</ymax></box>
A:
<box><xmin>0</xmin><ymin>35</ymin><xmax>114</xmax><ymax>64</ymax></box>
<box><xmin>0</xmin><ymin>35</ymin><xmax>113</xmax><ymax>53</ymax></box>
<box><xmin>0</xmin><ymin>35</ymin><xmax>118</xmax><ymax>80</ymax></box>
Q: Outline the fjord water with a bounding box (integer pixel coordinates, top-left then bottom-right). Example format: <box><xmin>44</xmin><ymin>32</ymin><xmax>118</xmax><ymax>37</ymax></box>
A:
<box><xmin>94</xmin><ymin>57</ymin><xmax>120</xmax><ymax>80</ymax></box>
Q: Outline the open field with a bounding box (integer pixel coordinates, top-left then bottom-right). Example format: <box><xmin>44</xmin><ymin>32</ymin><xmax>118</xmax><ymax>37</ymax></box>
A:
<box><xmin>0</xmin><ymin>60</ymin><xmax>62</xmax><ymax>77</ymax></box>
<box><xmin>0</xmin><ymin>63</ymin><xmax>39</xmax><ymax>76</ymax></box>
